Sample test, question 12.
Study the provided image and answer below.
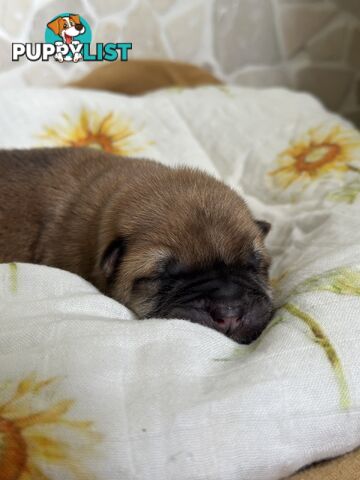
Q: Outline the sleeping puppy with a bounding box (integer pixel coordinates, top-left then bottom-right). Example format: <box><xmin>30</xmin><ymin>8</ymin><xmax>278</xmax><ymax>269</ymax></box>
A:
<box><xmin>0</xmin><ymin>148</ymin><xmax>273</xmax><ymax>343</ymax></box>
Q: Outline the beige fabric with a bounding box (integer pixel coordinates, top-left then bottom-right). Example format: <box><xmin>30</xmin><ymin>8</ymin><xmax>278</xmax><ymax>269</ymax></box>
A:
<box><xmin>69</xmin><ymin>59</ymin><xmax>221</xmax><ymax>95</ymax></box>
<box><xmin>290</xmin><ymin>449</ymin><xmax>360</xmax><ymax>479</ymax></box>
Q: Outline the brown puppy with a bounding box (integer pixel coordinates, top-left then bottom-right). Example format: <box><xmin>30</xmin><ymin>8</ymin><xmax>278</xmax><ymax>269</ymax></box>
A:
<box><xmin>0</xmin><ymin>148</ymin><xmax>273</xmax><ymax>343</ymax></box>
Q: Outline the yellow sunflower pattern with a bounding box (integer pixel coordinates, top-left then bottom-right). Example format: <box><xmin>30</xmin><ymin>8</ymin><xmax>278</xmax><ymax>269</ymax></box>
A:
<box><xmin>268</xmin><ymin>124</ymin><xmax>360</xmax><ymax>191</ymax></box>
<box><xmin>38</xmin><ymin>108</ymin><xmax>152</xmax><ymax>156</ymax></box>
<box><xmin>0</xmin><ymin>373</ymin><xmax>101</xmax><ymax>480</ymax></box>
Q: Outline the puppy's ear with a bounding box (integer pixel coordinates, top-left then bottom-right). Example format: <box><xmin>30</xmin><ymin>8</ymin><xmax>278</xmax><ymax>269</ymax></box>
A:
<box><xmin>70</xmin><ymin>14</ymin><xmax>81</xmax><ymax>24</ymax></box>
<box><xmin>47</xmin><ymin>17</ymin><xmax>62</xmax><ymax>35</ymax></box>
<box><xmin>101</xmin><ymin>237</ymin><xmax>127</xmax><ymax>279</ymax></box>
<box><xmin>256</xmin><ymin>220</ymin><xmax>271</xmax><ymax>237</ymax></box>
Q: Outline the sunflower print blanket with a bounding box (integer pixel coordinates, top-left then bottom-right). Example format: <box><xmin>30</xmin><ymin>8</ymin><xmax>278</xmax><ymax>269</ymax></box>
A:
<box><xmin>0</xmin><ymin>86</ymin><xmax>360</xmax><ymax>480</ymax></box>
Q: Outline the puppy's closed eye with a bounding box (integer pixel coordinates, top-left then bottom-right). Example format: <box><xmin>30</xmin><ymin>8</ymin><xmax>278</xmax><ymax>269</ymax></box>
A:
<box><xmin>165</xmin><ymin>258</ymin><xmax>191</xmax><ymax>279</ymax></box>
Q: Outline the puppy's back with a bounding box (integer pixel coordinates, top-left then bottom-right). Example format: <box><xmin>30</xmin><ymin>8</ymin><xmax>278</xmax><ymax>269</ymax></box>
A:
<box><xmin>0</xmin><ymin>147</ymin><xmax>165</xmax><ymax>265</ymax></box>
<box><xmin>0</xmin><ymin>148</ymin><xmax>106</xmax><ymax>263</ymax></box>
<box><xmin>0</xmin><ymin>149</ymin><xmax>55</xmax><ymax>262</ymax></box>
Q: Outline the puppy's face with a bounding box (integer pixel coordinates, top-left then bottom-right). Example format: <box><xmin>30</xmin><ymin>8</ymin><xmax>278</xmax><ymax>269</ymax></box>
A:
<box><xmin>47</xmin><ymin>15</ymin><xmax>85</xmax><ymax>43</ymax></box>
<box><xmin>99</xmin><ymin>168</ymin><xmax>273</xmax><ymax>344</ymax></box>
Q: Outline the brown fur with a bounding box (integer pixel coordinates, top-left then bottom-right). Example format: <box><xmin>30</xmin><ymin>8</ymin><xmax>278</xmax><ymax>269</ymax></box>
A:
<box><xmin>0</xmin><ymin>148</ymin><xmax>271</xmax><ymax>340</ymax></box>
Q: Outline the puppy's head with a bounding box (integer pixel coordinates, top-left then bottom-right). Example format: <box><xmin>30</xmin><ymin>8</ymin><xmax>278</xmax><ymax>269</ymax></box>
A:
<box><xmin>47</xmin><ymin>15</ymin><xmax>85</xmax><ymax>42</ymax></box>
<box><xmin>98</xmin><ymin>167</ymin><xmax>273</xmax><ymax>344</ymax></box>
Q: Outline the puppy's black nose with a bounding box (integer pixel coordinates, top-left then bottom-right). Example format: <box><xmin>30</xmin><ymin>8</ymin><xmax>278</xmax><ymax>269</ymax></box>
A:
<box><xmin>216</xmin><ymin>315</ymin><xmax>242</xmax><ymax>334</ymax></box>
<box><xmin>75</xmin><ymin>23</ymin><xmax>83</xmax><ymax>31</ymax></box>
<box><xmin>210</xmin><ymin>304</ymin><xmax>242</xmax><ymax>333</ymax></box>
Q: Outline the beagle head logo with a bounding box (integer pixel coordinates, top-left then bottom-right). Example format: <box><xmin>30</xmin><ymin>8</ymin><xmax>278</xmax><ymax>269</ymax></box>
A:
<box><xmin>47</xmin><ymin>14</ymin><xmax>86</xmax><ymax>45</ymax></box>
<box><xmin>45</xmin><ymin>12</ymin><xmax>91</xmax><ymax>63</ymax></box>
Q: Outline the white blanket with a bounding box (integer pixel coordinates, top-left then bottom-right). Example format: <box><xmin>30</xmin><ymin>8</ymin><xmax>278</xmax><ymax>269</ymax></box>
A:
<box><xmin>1</xmin><ymin>86</ymin><xmax>360</xmax><ymax>480</ymax></box>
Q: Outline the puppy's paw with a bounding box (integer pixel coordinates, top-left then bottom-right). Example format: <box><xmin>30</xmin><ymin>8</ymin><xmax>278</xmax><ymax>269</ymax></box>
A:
<box><xmin>54</xmin><ymin>53</ymin><xmax>64</xmax><ymax>63</ymax></box>
<box><xmin>73</xmin><ymin>52</ymin><xmax>82</xmax><ymax>63</ymax></box>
